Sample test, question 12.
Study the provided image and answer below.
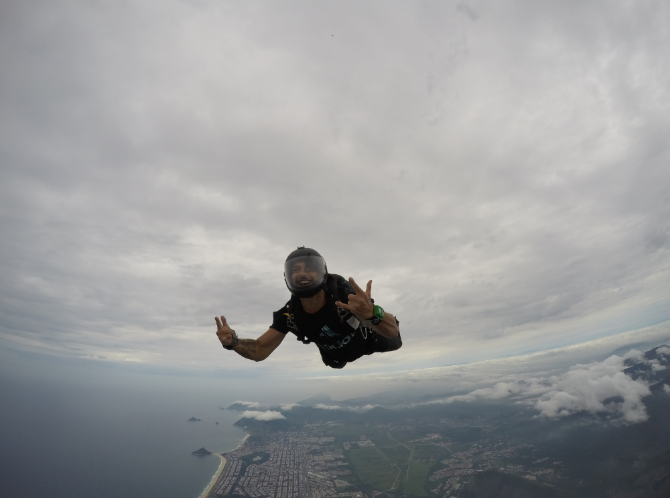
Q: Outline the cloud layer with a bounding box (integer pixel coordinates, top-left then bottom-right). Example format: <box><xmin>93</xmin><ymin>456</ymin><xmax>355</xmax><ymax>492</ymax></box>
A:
<box><xmin>426</xmin><ymin>348</ymin><xmax>666</xmax><ymax>423</ymax></box>
<box><xmin>232</xmin><ymin>401</ymin><xmax>261</xmax><ymax>409</ymax></box>
<box><xmin>0</xmin><ymin>0</ymin><xmax>667</xmax><ymax>376</ymax></box>
<box><xmin>313</xmin><ymin>403</ymin><xmax>377</xmax><ymax>412</ymax></box>
<box><xmin>279</xmin><ymin>403</ymin><xmax>299</xmax><ymax>411</ymax></box>
<box><xmin>239</xmin><ymin>410</ymin><xmax>286</xmax><ymax>422</ymax></box>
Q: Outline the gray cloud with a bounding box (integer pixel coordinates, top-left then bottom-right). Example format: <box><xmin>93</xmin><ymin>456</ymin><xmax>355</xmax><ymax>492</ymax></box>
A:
<box><xmin>0</xmin><ymin>0</ymin><xmax>667</xmax><ymax>375</ymax></box>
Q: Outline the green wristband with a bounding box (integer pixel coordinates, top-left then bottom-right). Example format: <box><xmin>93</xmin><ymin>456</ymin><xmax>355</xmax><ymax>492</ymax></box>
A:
<box><xmin>368</xmin><ymin>305</ymin><xmax>385</xmax><ymax>325</ymax></box>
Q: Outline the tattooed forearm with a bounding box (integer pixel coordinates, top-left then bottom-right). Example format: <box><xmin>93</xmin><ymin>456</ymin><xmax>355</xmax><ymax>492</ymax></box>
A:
<box><xmin>235</xmin><ymin>339</ymin><xmax>259</xmax><ymax>360</ymax></box>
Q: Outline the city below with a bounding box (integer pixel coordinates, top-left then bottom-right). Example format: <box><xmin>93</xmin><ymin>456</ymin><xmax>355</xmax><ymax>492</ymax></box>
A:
<box><xmin>202</xmin><ymin>345</ymin><xmax>669</xmax><ymax>498</ymax></box>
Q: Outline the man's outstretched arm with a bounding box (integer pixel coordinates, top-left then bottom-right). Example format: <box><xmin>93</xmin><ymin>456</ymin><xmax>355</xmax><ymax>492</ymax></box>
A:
<box><xmin>215</xmin><ymin>315</ymin><xmax>286</xmax><ymax>362</ymax></box>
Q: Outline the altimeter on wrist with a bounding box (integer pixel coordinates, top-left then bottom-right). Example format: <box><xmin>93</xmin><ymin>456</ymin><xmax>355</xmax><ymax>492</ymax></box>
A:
<box><xmin>368</xmin><ymin>305</ymin><xmax>385</xmax><ymax>325</ymax></box>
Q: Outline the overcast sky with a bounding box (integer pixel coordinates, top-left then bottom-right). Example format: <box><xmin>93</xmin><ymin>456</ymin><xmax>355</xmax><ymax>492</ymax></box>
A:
<box><xmin>0</xmin><ymin>0</ymin><xmax>668</xmax><ymax>386</ymax></box>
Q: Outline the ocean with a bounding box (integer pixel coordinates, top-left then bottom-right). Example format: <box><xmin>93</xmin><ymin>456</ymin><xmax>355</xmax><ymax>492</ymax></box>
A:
<box><xmin>0</xmin><ymin>358</ymin><xmax>249</xmax><ymax>498</ymax></box>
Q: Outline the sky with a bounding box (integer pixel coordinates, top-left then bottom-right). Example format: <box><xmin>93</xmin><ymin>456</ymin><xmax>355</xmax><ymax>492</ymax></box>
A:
<box><xmin>0</xmin><ymin>0</ymin><xmax>668</xmax><ymax>396</ymax></box>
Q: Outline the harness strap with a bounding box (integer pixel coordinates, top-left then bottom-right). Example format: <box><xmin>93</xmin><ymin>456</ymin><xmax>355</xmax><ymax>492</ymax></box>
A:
<box><xmin>287</xmin><ymin>274</ymin><xmax>355</xmax><ymax>344</ymax></box>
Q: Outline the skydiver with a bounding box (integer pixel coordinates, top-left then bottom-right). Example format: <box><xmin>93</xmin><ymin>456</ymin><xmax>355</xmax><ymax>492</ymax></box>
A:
<box><xmin>215</xmin><ymin>247</ymin><xmax>402</xmax><ymax>369</ymax></box>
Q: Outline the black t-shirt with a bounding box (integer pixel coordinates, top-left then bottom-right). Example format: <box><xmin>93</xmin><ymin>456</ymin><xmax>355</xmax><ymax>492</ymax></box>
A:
<box><xmin>271</xmin><ymin>299</ymin><xmax>375</xmax><ymax>363</ymax></box>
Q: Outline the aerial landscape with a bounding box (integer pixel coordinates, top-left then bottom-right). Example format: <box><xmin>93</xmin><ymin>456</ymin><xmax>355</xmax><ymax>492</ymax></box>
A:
<box><xmin>203</xmin><ymin>345</ymin><xmax>669</xmax><ymax>498</ymax></box>
<box><xmin>0</xmin><ymin>2</ymin><xmax>667</xmax><ymax>498</ymax></box>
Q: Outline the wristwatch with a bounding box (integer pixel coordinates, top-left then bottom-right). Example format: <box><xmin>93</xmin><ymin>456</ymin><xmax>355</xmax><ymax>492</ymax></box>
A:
<box><xmin>222</xmin><ymin>330</ymin><xmax>239</xmax><ymax>350</ymax></box>
<box><xmin>368</xmin><ymin>305</ymin><xmax>385</xmax><ymax>326</ymax></box>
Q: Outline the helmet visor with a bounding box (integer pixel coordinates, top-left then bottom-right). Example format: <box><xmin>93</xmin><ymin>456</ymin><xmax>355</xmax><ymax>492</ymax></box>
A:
<box><xmin>284</xmin><ymin>255</ymin><xmax>327</xmax><ymax>293</ymax></box>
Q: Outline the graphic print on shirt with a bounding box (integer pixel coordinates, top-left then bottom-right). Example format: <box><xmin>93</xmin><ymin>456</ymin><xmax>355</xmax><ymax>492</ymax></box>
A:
<box><xmin>284</xmin><ymin>313</ymin><xmax>298</xmax><ymax>331</ymax></box>
<box><xmin>318</xmin><ymin>330</ymin><xmax>358</xmax><ymax>351</ymax></box>
<box><xmin>320</xmin><ymin>325</ymin><xmax>339</xmax><ymax>338</ymax></box>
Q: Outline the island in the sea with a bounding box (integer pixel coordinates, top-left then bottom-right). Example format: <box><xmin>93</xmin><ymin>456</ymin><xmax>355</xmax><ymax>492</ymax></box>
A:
<box><xmin>188</xmin><ymin>417</ymin><xmax>202</xmax><ymax>422</ymax></box>
<box><xmin>191</xmin><ymin>447</ymin><xmax>212</xmax><ymax>456</ymax></box>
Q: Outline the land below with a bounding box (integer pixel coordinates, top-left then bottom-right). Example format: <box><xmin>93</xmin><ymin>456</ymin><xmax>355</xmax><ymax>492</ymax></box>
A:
<box><xmin>206</xmin><ymin>346</ymin><xmax>669</xmax><ymax>498</ymax></box>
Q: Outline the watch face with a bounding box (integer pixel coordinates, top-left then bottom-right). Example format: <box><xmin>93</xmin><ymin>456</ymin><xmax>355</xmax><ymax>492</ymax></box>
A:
<box><xmin>374</xmin><ymin>305</ymin><xmax>385</xmax><ymax>319</ymax></box>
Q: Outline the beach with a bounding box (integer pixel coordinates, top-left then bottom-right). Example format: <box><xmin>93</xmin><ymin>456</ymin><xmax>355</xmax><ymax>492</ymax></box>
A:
<box><xmin>198</xmin><ymin>454</ymin><xmax>226</xmax><ymax>498</ymax></box>
<box><xmin>197</xmin><ymin>434</ymin><xmax>249</xmax><ymax>498</ymax></box>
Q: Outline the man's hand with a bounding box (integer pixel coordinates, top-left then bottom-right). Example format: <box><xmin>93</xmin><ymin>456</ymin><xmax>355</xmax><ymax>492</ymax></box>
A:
<box><xmin>335</xmin><ymin>277</ymin><xmax>375</xmax><ymax>320</ymax></box>
<box><xmin>215</xmin><ymin>315</ymin><xmax>236</xmax><ymax>348</ymax></box>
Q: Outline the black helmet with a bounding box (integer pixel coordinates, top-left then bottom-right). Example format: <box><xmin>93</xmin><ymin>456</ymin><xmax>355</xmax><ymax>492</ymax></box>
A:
<box><xmin>284</xmin><ymin>247</ymin><xmax>328</xmax><ymax>298</ymax></box>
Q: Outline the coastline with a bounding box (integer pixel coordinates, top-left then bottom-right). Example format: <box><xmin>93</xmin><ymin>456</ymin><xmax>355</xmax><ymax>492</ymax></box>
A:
<box><xmin>198</xmin><ymin>454</ymin><xmax>226</xmax><ymax>498</ymax></box>
<box><xmin>197</xmin><ymin>434</ymin><xmax>250</xmax><ymax>498</ymax></box>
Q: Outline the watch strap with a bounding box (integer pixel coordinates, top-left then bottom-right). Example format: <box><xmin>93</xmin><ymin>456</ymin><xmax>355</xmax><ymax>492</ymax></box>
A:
<box><xmin>222</xmin><ymin>331</ymin><xmax>239</xmax><ymax>350</ymax></box>
<box><xmin>368</xmin><ymin>305</ymin><xmax>385</xmax><ymax>325</ymax></box>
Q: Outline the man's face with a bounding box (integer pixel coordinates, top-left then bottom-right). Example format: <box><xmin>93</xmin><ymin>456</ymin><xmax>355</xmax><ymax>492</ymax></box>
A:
<box><xmin>291</xmin><ymin>261</ymin><xmax>319</xmax><ymax>289</ymax></box>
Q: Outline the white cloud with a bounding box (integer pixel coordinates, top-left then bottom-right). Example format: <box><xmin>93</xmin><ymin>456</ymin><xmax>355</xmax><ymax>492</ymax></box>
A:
<box><xmin>359</xmin><ymin>404</ymin><xmax>378</xmax><ymax>411</ymax></box>
<box><xmin>424</xmin><ymin>349</ymin><xmax>661</xmax><ymax>423</ymax></box>
<box><xmin>313</xmin><ymin>403</ymin><xmax>377</xmax><ymax>412</ymax></box>
<box><xmin>533</xmin><ymin>357</ymin><xmax>651</xmax><ymax>423</ymax></box>
<box><xmin>240</xmin><ymin>410</ymin><xmax>285</xmax><ymax>422</ymax></box>
<box><xmin>279</xmin><ymin>403</ymin><xmax>299</xmax><ymax>411</ymax></box>
<box><xmin>314</xmin><ymin>403</ymin><xmax>343</xmax><ymax>411</ymax></box>
<box><xmin>650</xmin><ymin>359</ymin><xmax>667</xmax><ymax>372</ymax></box>
<box><xmin>232</xmin><ymin>401</ymin><xmax>261</xmax><ymax>409</ymax></box>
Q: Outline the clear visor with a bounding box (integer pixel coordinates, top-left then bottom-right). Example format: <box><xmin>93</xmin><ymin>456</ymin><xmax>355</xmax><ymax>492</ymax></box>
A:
<box><xmin>284</xmin><ymin>256</ymin><xmax>327</xmax><ymax>292</ymax></box>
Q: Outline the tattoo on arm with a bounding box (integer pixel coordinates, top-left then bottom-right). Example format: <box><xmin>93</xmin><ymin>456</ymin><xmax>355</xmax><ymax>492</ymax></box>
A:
<box><xmin>235</xmin><ymin>339</ymin><xmax>258</xmax><ymax>360</ymax></box>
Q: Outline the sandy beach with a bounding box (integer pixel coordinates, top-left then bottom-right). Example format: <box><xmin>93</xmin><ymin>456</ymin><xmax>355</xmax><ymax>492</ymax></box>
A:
<box><xmin>198</xmin><ymin>454</ymin><xmax>226</xmax><ymax>498</ymax></box>
<box><xmin>197</xmin><ymin>434</ymin><xmax>250</xmax><ymax>498</ymax></box>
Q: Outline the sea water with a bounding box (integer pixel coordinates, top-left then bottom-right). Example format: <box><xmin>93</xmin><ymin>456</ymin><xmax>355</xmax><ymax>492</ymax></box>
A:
<box><xmin>0</xmin><ymin>357</ymin><xmax>249</xmax><ymax>498</ymax></box>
